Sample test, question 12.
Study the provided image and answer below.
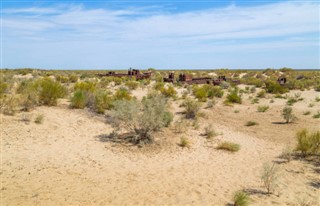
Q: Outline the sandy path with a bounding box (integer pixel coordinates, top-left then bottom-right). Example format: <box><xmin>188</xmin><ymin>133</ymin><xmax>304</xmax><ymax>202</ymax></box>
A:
<box><xmin>1</xmin><ymin>103</ymin><xmax>319</xmax><ymax>205</ymax></box>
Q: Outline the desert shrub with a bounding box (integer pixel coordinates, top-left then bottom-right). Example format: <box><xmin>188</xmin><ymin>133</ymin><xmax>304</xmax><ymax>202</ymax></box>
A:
<box><xmin>114</xmin><ymin>87</ymin><xmax>132</xmax><ymax>101</ymax></box>
<box><xmin>296</xmin><ymin>129</ymin><xmax>320</xmax><ymax>156</ymax></box>
<box><xmin>204</xmin><ymin>124</ymin><xmax>217</xmax><ymax>139</ymax></box>
<box><xmin>34</xmin><ymin>114</ymin><xmax>44</xmax><ymax>124</ymax></box>
<box><xmin>315</xmin><ymin>84</ymin><xmax>320</xmax><ymax>92</ymax></box>
<box><xmin>242</xmin><ymin>77</ymin><xmax>263</xmax><ymax>87</ymax></box>
<box><xmin>56</xmin><ymin>75</ymin><xmax>69</xmax><ymax>83</ymax></box>
<box><xmin>256</xmin><ymin>90</ymin><xmax>266</xmax><ymax>98</ymax></box>
<box><xmin>279</xmin><ymin>146</ymin><xmax>293</xmax><ymax>162</ymax></box>
<box><xmin>37</xmin><ymin>78</ymin><xmax>66</xmax><ymax>106</ymax></box>
<box><xmin>234</xmin><ymin>110</ymin><xmax>240</xmax><ymax>113</ymax></box>
<box><xmin>125</xmin><ymin>81</ymin><xmax>139</xmax><ymax>90</ymax></box>
<box><xmin>94</xmin><ymin>90</ymin><xmax>113</xmax><ymax>113</ymax></box>
<box><xmin>251</xmin><ymin>98</ymin><xmax>259</xmax><ymax>104</ymax></box>
<box><xmin>17</xmin><ymin>80</ymin><xmax>39</xmax><ymax>111</ymax></box>
<box><xmin>217</xmin><ymin>141</ymin><xmax>240</xmax><ymax>152</ymax></box>
<box><xmin>181</xmin><ymin>90</ymin><xmax>189</xmax><ymax>99</ymax></box>
<box><xmin>208</xmin><ymin>86</ymin><xmax>224</xmax><ymax>98</ymax></box>
<box><xmin>183</xmin><ymin>98</ymin><xmax>201</xmax><ymax>119</ymax></box>
<box><xmin>68</xmin><ymin>74</ymin><xmax>78</xmax><ymax>83</ymax></box>
<box><xmin>315</xmin><ymin>96</ymin><xmax>320</xmax><ymax>102</ymax></box>
<box><xmin>179</xmin><ymin>137</ymin><xmax>190</xmax><ymax>148</ymax></box>
<box><xmin>1</xmin><ymin>96</ymin><xmax>19</xmax><ymax>115</ymax></box>
<box><xmin>193</xmin><ymin>86</ymin><xmax>207</xmax><ymax>102</ymax></box>
<box><xmin>250</xmin><ymin>86</ymin><xmax>256</xmax><ymax>93</ymax></box>
<box><xmin>257</xmin><ymin>105</ymin><xmax>269</xmax><ymax>112</ymax></box>
<box><xmin>313</xmin><ymin>111</ymin><xmax>320</xmax><ymax>119</ymax></box>
<box><xmin>160</xmin><ymin>85</ymin><xmax>177</xmax><ymax>98</ymax></box>
<box><xmin>233</xmin><ymin>191</ymin><xmax>250</xmax><ymax>206</ymax></box>
<box><xmin>71</xmin><ymin>90</ymin><xmax>87</xmax><ymax>109</ymax></box>
<box><xmin>0</xmin><ymin>81</ymin><xmax>8</xmax><ymax>97</ymax></box>
<box><xmin>206</xmin><ymin>100</ymin><xmax>215</xmax><ymax>108</ymax></box>
<box><xmin>282</xmin><ymin>106</ymin><xmax>296</xmax><ymax>123</ymax></box>
<box><xmin>193</xmin><ymin>85</ymin><xmax>223</xmax><ymax>102</ymax></box>
<box><xmin>265</xmin><ymin>81</ymin><xmax>288</xmax><ymax>94</ymax></box>
<box><xmin>286</xmin><ymin>97</ymin><xmax>298</xmax><ymax>106</ymax></box>
<box><xmin>225</xmin><ymin>88</ymin><xmax>242</xmax><ymax>104</ymax></box>
<box><xmin>74</xmin><ymin>81</ymin><xmax>96</xmax><ymax>93</ymax></box>
<box><xmin>111</xmin><ymin>95</ymin><xmax>173</xmax><ymax>144</ymax></box>
<box><xmin>174</xmin><ymin>119</ymin><xmax>188</xmax><ymax>133</ymax></box>
<box><xmin>308</xmin><ymin>103</ymin><xmax>314</xmax><ymax>108</ymax></box>
<box><xmin>153</xmin><ymin>82</ymin><xmax>164</xmax><ymax>91</ymax></box>
<box><xmin>245</xmin><ymin>121</ymin><xmax>258</xmax><ymax>126</ymax></box>
<box><xmin>261</xmin><ymin>162</ymin><xmax>279</xmax><ymax>194</ymax></box>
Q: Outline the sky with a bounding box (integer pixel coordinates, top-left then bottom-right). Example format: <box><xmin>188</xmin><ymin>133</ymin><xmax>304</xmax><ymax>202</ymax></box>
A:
<box><xmin>1</xmin><ymin>0</ymin><xmax>319</xmax><ymax>70</ymax></box>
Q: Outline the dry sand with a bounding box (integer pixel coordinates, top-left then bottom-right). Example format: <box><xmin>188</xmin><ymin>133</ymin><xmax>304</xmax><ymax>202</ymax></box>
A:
<box><xmin>1</xmin><ymin>89</ymin><xmax>319</xmax><ymax>205</ymax></box>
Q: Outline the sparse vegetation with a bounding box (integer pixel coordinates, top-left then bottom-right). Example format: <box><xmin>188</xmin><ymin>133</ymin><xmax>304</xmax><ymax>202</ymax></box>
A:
<box><xmin>261</xmin><ymin>162</ymin><xmax>279</xmax><ymax>194</ymax></box>
<box><xmin>257</xmin><ymin>105</ymin><xmax>269</xmax><ymax>112</ymax></box>
<box><xmin>217</xmin><ymin>141</ymin><xmax>240</xmax><ymax>152</ymax></box>
<box><xmin>225</xmin><ymin>88</ymin><xmax>242</xmax><ymax>104</ymax></box>
<box><xmin>204</xmin><ymin>124</ymin><xmax>217</xmax><ymax>139</ymax></box>
<box><xmin>183</xmin><ymin>98</ymin><xmax>201</xmax><ymax>119</ymax></box>
<box><xmin>296</xmin><ymin>129</ymin><xmax>320</xmax><ymax>156</ymax></box>
<box><xmin>179</xmin><ymin>137</ymin><xmax>191</xmax><ymax>148</ymax></box>
<box><xmin>245</xmin><ymin>121</ymin><xmax>258</xmax><ymax>126</ymax></box>
<box><xmin>233</xmin><ymin>190</ymin><xmax>250</xmax><ymax>206</ymax></box>
<box><xmin>279</xmin><ymin>146</ymin><xmax>293</xmax><ymax>162</ymax></box>
<box><xmin>313</xmin><ymin>111</ymin><xmax>320</xmax><ymax>119</ymax></box>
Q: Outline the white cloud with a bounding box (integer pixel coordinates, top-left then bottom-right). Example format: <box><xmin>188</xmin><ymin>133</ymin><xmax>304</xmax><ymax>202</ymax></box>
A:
<box><xmin>2</xmin><ymin>1</ymin><xmax>319</xmax><ymax>69</ymax></box>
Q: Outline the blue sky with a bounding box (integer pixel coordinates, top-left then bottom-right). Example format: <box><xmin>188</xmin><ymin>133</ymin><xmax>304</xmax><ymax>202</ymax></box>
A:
<box><xmin>2</xmin><ymin>0</ymin><xmax>319</xmax><ymax>70</ymax></box>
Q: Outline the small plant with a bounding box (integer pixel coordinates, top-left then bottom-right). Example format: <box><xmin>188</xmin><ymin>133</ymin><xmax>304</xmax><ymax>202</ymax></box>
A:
<box><xmin>125</xmin><ymin>81</ymin><xmax>139</xmax><ymax>90</ymax></box>
<box><xmin>160</xmin><ymin>85</ymin><xmax>177</xmax><ymax>98</ymax></box>
<box><xmin>308</xmin><ymin>103</ymin><xmax>314</xmax><ymax>108</ymax></box>
<box><xmin>315</xmin><ymin>96</ymin><xmax>320</xmax><ymax>102</ymax></box>
<box><xmin>114</xmin><ymin>87</ymin><xmax>132</xmax><ymax>101</ymax></box>
<box><xmin>256</xmin><ymin>90</ymin><xmax>266</xmax><ymax>98</ymax></box>
<box><xmin>234</xmin><ymin>110</ymin><xmax>240</xmax><ymax>113</ymax></box>
<box><xmin>313</xmin><ymin>111</ymin><xmax>320</xmax><ymax>119</ymax></box>
<box><xmin>251</xmin><ymin>98</ymin><xmax>259</xmax><ymax>104</ymax></box>
<box><xmin>279</xmin><ymin>146</ymin><xmax>292</xmax><ymax>162</ymax></box>
<box><xmin>303</xmin><ymin>111</ymin><xmax>311</xmax><ymax>115</ymax></box>
<box><xmin>71</xmin><ymin>90</ymin><xmax>87</xmax><ymax>109</ymax></box>
<box><xmin>183</xmin><ymin>98</ymin><xmax>201</xmax><ymax>119</ymax></box>
<box><xmin>250</xmin><ymin>86</ymin><xmax>256</xmax><ymax>93</ymax></box>
<box><xmin>233</xmin><ymin>190</ymin><xmax>250</xmax><ymax>206</ymax></box>
<box><xmin>261</xmin><ymin>162</ymin><xmax>279</xmax><ymax>194</ymax></box>
<box><xmin>245</xmin><ymin>121</ymin><xmax>258</xmax><ymax>126</ymax></box>
<box><xmin>174</xmin><ymin>119</ymin><xmax>188</xmax><ymax>133</ymax></box>
<box><xmin>269</xmin><ymin>99</ymin><xmax>274</xmax><ymax>103</ymax></box>
<box><xmin>34</xmin><ymin>114</ymin><xmax>44</xmax><ymax>124</ymax></box>
<box><xmin>179</xmin><ymin>137</ymin><xmax>190</xmax><ymax>148</ymax></box>
<box><xmin>286</xmin><ymin>97</ymin><xmax>298</xmax><ymax>106</ymax></box>
<box><xmin>217</xmin><ymin>141</ymin><xmax>240</xmax><ymax>152</ymax></box>
<box><xmin>257</xmin><ymin>105</ymin><xmax>269</xmax><ymax>112</ymax></box>
<box><xmin>225</xmin><ymin>88</ymin><xmax>242</xmax><ymax>104</ymax></box>
<box><xmin>282</xmin><ymin>106</ymin><xmax>296</xmax><ymax>123</ymax></box>
<box><xmin>204</xmin><ymin>124</ymin><xmax>217</xmax><ymax>139</ymax></box>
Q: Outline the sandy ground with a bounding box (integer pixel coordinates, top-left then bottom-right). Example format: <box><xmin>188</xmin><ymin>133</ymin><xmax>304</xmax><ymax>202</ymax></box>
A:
<box><xmin>1</xmin><ymin>88</ymin><xmax>320</xmax><ymax>205</ymax></box>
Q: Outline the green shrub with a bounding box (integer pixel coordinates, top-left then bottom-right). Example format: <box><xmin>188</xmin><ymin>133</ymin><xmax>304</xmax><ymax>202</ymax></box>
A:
<box><xmin>71</xmin><ymin>90</ymin><xmax>87</xmax><ymax>109</ymax></box>
<box><xmin>74</xmin><ymin>81</ymin><xmax>96</xmax><ymax>93</ymax></box>
<box><xmin>314</xmin><ymin>84</ymin><xmax>320</xmax><ymax>92</ymax></box>
<box><xmin>38</xmin><ymin>78</ymin><xmax>66</xmax><ymax>106</ymax></box>
<box><xmin>265</xmin><ymin>81</ymin><xmax>288</xmax><ymax>94</ymax></box>
<box><xmin>251</xmin><ymin>98</ymin><xmax>259</xmax><ymax>104</ymax></box>
<box><xmin>125</xmin><ymin>81</ymin><xmax>139</xmax><ymax>90</ymax></box>
<box><xmin>295</xmin><ymin>129</ymin><xmax>320</xmax><ymax>156</ymax></box>
<box><xmin>245</xmin><ymin>121</ymin><xmax>258</xmax><ymax>126</ymax></box>
<box><xmin>217</xmin><ymin>141</ymin><xmax>240</xmax><ymax>152</ymax></box>
<box><xmin>153</xmin><ymin>82</ymin><xmax>164</xmax><ymax>91</ymax></box>
<box><xmin>183</xmin><ymin>98</ymin><xmax>201</xmax><ymax>119</ymax></box>
<box><xmin>282</xmin><ymin>106</ymin><xmax>296</xmax><ymax>123</ymax></box>
<box><xmin>193</xmin><ymin>85</ymin><xmax>224</xmax><ymax>102</ymax></box>
<box><xmin>233</xmin><ymin>191</ymin><xmax>250</xmax><ymax>206</ymax></box>
<box><xmin>315</xmin><ymin>96</ymin><xmax>320</xmax><ymax>102</ymax></box>
<box><xmin>114</xmin><ymin>87</ymin><xmax>132</xmax><ymax>101</ymax></box>
<box><xmin>303</xmin><ymin>111</ymin><xmax>311</xmax><ymax>115</ymax></box>
<box><xmin>0</xmin><ymin>81</ymin><xmax>8</xmax><ymax>97</ymax></box>
<box><xmin>160</xmin><ymin>85</ymin><xmax>177</xmax><ymax>98</ymax></box>
<box><xmin>225</xmin><ymin>88</ymin><xmax>242</xmax><ymax>104</ymax></box>
<box><xmin>257</xmin><ymin>105</ymin><xmax>269</xmax><ymax>112</ymax></box>
<box><xmin>68</xmin><ymin>74</ymin><xmax>78</xmax><ymax>83</ymax></box>
<box><xmin>94</xmin><ymin>90</ymin><xmax>113</xmax><ymax>113</ymax></box>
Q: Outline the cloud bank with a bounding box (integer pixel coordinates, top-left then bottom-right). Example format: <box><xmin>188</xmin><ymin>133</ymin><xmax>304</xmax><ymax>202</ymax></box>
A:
<box><xmin>2</xmin><ymin>1</ymin><xmax>319</xmax><ymax>69</ymax></box>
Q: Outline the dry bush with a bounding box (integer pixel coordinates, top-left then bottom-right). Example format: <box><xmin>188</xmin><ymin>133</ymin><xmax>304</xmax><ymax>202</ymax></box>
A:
<box><xmin>261</xmin><ymin>162</ymin><xmax>280</xmax><ymax>194</ymax></box>
<box><xmin>34</xmin><ymin>114</ymin><xmax>44</xmax><ymax>124</ymax></box>
<box><xmin>279</xmin><ymin>146</ymin><xmax>293</xmax><ymax>162</ymax></box>
<box><xmin>204</xmin><ymin>124</ymin><xmax>217</xmax><ymax>139</ymax></box>
<box><xmin>125</xmin><ymin>81</ymin><xmax>139</xmax><ymax>90</ymax></box>
<box><xmin>257</xmin><ymin>105</ymin><xmax>269</xmax><ymax>112</ymax></box>
<box><xmin>174</xmin><ymin>119</ymin><xmax>188</xmax><ymax>133</ymax></box>
<box><xmin>245</xmin><ymin>121</ymin><xmax>258</xmax><ymax>126</ymax></box>
<box><xmin>111</xmin><ymin>95</ymin><xmax>173</xmax><ymax>144</ymax></box>
<box><xmin>114</xmin><ymin>87</ymin><xmax>132</xmax><ymax>101</ymax></box>
<box><xmin>225</xmin><ymin>88</ymin><xmax>242</xmax><ymax>104</ymax></box>
<box><xmin>282</xmin><ymin>106</ymin><xmax>296</xmax><ymax>123</ymax></box>
<box><xmin>183</xmin><ymin>98</ymin><xmax>201</xmax><ymax>119</ymax></box>
<box><xmin>94</xmin><ymin>90</ymin><xmax>113</xmax><ymax>114</ymax></box>
<box><xmin>1</xmin><ymin>96</ymin><xmax>20</xmax><ymax>115</ymax></box>
<box><xmin>217</xmin><ymin>141</ymin><xmax>240</xmax><ymax>152</ymax></box>
<box><xmin>160</xmin><ymin>85</ymin><xmax>177</xmax><ymax>98</ymax></box>
<box><xmin>71</xmin><ymin>90</ymin><xmax>87</xmax><ymax>109</ymax></box>
<box><xmin>313</xmin><ymin>111</ymin><xmax>320</xmax><ymax>119</ymax></box>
